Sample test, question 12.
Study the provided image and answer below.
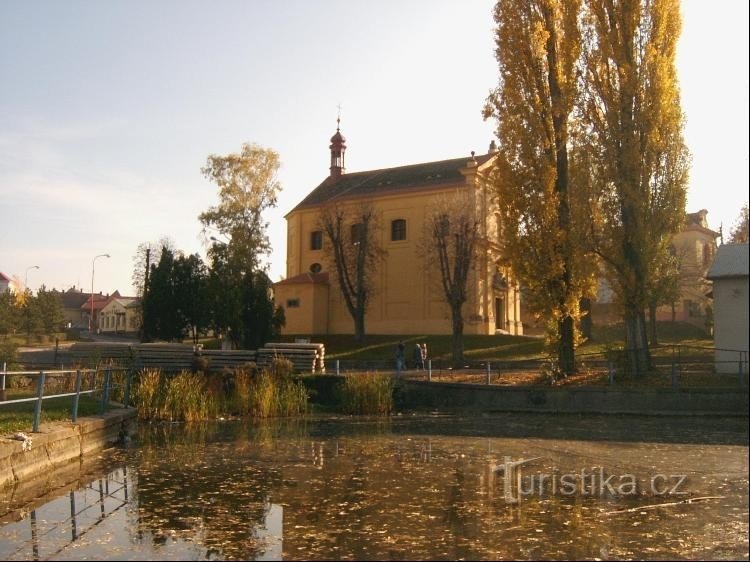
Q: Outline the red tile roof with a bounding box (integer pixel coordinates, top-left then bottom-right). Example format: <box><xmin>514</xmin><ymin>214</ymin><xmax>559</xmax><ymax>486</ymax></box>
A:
<box><xmin>274</xmin><ymin>272</ymin><xmax>329</xmax><ymax>286</ymax></box>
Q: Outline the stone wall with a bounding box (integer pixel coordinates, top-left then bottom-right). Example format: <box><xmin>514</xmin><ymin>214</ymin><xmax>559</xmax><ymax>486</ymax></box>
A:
<box><xmin>399</xmin><ymin>380</ymin><xmax>749</xmax><ymax>416</ymax></box>
<box><xmin>0</xmin><ymin>409</ymin><xmax>136</xmax><ymax>489</ymax></box>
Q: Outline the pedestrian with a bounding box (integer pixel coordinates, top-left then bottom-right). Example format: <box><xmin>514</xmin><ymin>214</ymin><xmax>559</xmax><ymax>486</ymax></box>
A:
<box><xmin>421</xmin><ymin>342</ymin><xmax>428</xmax><ymax>369</ymax></box>
<box><xmin>395</xmin><ymin>341</ymin><xmax>405</xmax><ymax>372</ymax></box>
<box><xmin>414</xmin><ymin>342</ymin><xmax>423</xmax><ymax>370</ymax></box>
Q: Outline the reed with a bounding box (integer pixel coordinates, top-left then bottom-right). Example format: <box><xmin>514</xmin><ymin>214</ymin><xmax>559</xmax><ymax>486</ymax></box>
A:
<box><xmin>134</xmin><ymin>365</ymin><xmax>308</xmax><ymax>421</ymax></box>
<box><xmin>133</xmin><ymin>368</ymin><xmax>166</xmax><ymax>420</ymax></box>
<box><xmin>338</xmin><ymin>372</ymin><xmax>394</xmax><ymax>415</ymax></box>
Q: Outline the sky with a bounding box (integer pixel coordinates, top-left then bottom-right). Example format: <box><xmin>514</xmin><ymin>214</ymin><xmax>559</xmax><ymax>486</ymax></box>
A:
<box><xmin>1</xmin><ymin>0</ymin><xmax>748</xmax><ymax>296</ymax></box>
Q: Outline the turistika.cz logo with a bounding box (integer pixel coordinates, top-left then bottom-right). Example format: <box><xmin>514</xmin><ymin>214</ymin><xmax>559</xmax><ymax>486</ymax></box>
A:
<box><xmin>494</xmin><ymin>456</ymin><xmax>688</xmax><ymax>504</ymax></box>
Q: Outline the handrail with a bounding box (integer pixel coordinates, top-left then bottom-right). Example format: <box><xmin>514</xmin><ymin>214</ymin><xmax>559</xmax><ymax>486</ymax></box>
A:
<box><xmin>0</xmin><ymin>365</ymin><xmax>133</xmax><ymax>433</ymax></box>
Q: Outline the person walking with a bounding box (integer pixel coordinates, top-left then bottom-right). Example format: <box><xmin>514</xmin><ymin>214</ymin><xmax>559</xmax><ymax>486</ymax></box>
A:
<box><xmin>421</xmin><ymin>342</ymin><xmax>428</xmax><ymax>369</ymax></box>
<box><xmin>414</xmin><ymin>342</ymin><xmax>424</xmax><ymax>370</ymax></box>
<box><xmin>395</xmin><ymin>341</ymin><xmax>405</xmax><ymax>372</ymax></box>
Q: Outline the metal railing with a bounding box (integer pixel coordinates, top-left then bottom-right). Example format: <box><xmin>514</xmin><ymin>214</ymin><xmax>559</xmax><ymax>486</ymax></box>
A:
<box><xmin>326</xmin><ymin>345</ymin><xmax>749</xmax><ymax>389</ymax></box>
<box><xmin>0</xmin><ymin>363</ymin><xmax>133</xmax><ymax>432</ymax></box>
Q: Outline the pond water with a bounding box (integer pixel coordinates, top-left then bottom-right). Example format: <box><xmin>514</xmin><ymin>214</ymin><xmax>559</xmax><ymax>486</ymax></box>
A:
<box><xmin>1</xmin><ymin>414</ymin><xmax>748</xmax><ymax>560</ymax></box>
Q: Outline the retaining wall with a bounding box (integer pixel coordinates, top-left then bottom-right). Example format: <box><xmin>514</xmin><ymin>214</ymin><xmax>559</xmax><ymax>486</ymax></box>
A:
<box><xmin>399</xmin><ymin>380</ymin><xmax>749</xmax><ymax>416</ymax></box>
<box><xmin>0</xmin><ymin>409</ymin><xmax>137</xmax><ymax>489</ymax></box>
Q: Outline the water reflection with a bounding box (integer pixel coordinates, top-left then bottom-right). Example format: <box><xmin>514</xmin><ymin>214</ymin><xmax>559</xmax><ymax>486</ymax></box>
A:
<box><xmin>0</xmin><ymin>414</ymin><xmax>747</xmax><ymax>560</ymax></box>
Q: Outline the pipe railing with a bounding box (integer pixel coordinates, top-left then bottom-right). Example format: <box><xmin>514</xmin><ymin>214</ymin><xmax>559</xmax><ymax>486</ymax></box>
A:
<box><xmin>0</xmin><ymin>365</ymin><xmax>133</xmax><ymax>432</ymax></box>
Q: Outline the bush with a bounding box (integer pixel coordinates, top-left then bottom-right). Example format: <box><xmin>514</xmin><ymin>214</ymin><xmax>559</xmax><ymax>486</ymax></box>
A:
<box><xmin>338</xmin><ymin>372</ymin><xmax>393</xmax><ymax>415</ymax></box>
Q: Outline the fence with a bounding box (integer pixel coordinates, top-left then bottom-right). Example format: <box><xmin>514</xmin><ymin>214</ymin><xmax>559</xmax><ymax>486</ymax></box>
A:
<box><xmin>0</xmin><ymin>363</ymin><xmax>132</xmax><ymax>432</ymax></box>
<box><xmin>326</xmin><ymin>345</ymin><xmax>749</xmax><ymax>389</ymax></box>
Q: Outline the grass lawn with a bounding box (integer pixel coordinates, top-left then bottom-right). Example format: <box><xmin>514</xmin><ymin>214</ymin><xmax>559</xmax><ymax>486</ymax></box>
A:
<box><xmin>270</xmin><ymin>321</ymin><xmax>712</xmax><ymax>363</ymax></box>
<box><xmin>0</xmin><ymin>391</ymin><xmax>103</xmax><ymax>436</ymax></box>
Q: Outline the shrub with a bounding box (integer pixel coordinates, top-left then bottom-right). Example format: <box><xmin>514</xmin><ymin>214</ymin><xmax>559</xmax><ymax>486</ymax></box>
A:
<box><xmin>338</xmin><ymin>372</ymin><xmax>393</xmax><ymax>415</ymax></box>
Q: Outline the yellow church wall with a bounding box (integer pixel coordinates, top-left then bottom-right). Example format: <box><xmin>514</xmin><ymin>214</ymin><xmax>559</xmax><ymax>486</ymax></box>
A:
<box><xmin>279</xmin><ymin>163</ymin><xmax>523</xmax><ymax>337</ymax></box>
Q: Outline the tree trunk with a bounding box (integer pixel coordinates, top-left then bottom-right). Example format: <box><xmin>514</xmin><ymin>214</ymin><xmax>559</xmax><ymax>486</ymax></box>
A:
<box><xmin>624</xmin><ymin>306</ymin><xmax>651</xmax><ymax>376</ymax></box>
<box><xmin>450</xmin><ymin>304</ymin><xmax>464</xmax><ymax>364</ymax></box>
<box><xmin>559</xmin><ymin>315</ymin><xmax>576</xmax><ymax>376</ymax></box>
<box><xmin>354</xmin><ymin>308</ymin><xmax>366</xmax><ymax>343</ymax></box>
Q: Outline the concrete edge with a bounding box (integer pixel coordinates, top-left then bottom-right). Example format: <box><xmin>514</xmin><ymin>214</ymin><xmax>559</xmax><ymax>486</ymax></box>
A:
<box><xmin>0</xmin><ymin>409</ymin><xmax>137</xmax><ymax>490</ymax></box>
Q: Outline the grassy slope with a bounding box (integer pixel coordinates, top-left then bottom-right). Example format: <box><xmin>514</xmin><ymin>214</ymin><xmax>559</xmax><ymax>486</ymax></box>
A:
<box><xmin>273</xmin><ymin>321</ymin><xmax>712</xmax><ymax>362</ymax></box>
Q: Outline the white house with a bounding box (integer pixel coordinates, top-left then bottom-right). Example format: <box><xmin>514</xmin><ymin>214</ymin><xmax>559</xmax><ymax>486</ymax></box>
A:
<box><xmin>99</xmin><ymin>296</ymin><xmax>140</xmax><ymax>334</ymax></box>
<box><xmin>707</xmin><ymin>244</ymin><xmax>749</xmax><ymax>374</ymax></box>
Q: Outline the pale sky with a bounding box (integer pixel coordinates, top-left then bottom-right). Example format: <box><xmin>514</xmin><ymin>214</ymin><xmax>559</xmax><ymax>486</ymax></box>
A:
<box><xmin>1</xmin><ymin>0</ymin><xmax>748</xmax><ymax>296</ymax></box>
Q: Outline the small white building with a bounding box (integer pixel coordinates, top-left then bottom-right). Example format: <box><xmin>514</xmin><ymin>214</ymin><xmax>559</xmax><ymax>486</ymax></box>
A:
<box><xmin>707</xmin><ymin>244</ymin><xmax>749</xmax><ymax>374</ymax></box>
<box><xmin>99</xmin><ymin>296</ymin><xmax>141</xmax><ymax>334</ymax></box>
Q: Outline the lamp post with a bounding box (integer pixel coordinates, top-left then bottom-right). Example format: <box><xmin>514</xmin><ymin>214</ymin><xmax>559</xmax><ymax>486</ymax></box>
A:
<box><xmin>90</xmin><ymin>254</ymin><xmax>110</xmax><ymax>332</ymax></box>
<box><xmin>24</xmin><ymin>265</ymin><xmax>40</xmax><ymax>291</ymax></box>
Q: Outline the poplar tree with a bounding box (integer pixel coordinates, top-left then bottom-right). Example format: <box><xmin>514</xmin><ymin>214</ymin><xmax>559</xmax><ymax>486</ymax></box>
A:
<box><xmin>484</xmin><ymin>0</ymin><xmax>597</xmax><ymax>375</ymax></box>
<box><xmin>581</xmin><ymin>0</ymin><xmax>689</xmax><ymax>373</ymax></box>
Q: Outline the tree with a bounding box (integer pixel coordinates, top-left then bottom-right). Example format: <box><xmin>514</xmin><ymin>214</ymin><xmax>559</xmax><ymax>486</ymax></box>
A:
<box><xmin>132</xmin><ymin>236</ymin><xmax>175</xmax><ymax>297</ymax></box>
<box><xmin>206</xmin><ymin>243</ymin><xmax>283</xmax><ymax>349</ymax></box>
<box><xmin>173</xmin><ymin>253</ymin><xmax>209</xmax><ymax>345</ymax></box>
<box><xmin>199</xmin><ymin>143</ymin><xmax>284</xmax><ymax>349</ymax></box>
<box><xmin>36</xmin><ymin>286</ymin><xmax>64</xmax><ymax>335</ymax></box>
<box><xmin>581</xmin><ymin>0</ymin><xmax>689</xmax><ymax>374</ymax></box>
<box><xmin>199</xmin><ymin>143</ymin><xmax>281</xmax><ymax>274</ymax></box>
<box><xmin>423</xmin><ymin>193</ymin><xmax>481</xmax><ymax>363</ymax></box>
<box><xmin>0</xmin><ymin>291</ymin><xmax>20</xmax><ymax>338</ymax></box>
<box><xmin>728</xmin><ymin>203</ymin><xmax>749</xmax><ymax>243</ymax></box>
<box><xmin>319</xmin><ymin>201</ymin><xmax>384</xmax><ymax>342</ymax></box>
<box><xmin>142</xmin><ymin>247</ymin><xmax>181</xmax><ymax>342</ymax></box>
<box><xmin>484</xmin><ymin>0</ymin><xmax>598</xmax><ymax>375</ymax></box>
<box><xmin>19</xmin><ymin>289</ymin><xmax>43</xmax><ymax>341</ymax></box>
<box><xmin>645</xmin><ymin>245</ymin><xmax>681</xmax><ymax>345</ymax></box>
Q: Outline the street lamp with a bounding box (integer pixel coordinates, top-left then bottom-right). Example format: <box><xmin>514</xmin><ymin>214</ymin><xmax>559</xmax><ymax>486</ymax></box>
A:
<box><xmin>90</xmin><ymin>254</ymin><xmax>110</xmax><ymax>332</ymax></box>
<box><xmin>24</xmin><ymin>265</ymin><xmax>40</xmax><ymax>291</ymax></box>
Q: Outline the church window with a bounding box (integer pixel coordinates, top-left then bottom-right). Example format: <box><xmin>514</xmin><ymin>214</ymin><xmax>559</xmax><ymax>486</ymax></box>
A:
<box><xmin>310</xmin><ymin>230</ymin><xmax>323</xmax><ymax>250</ymax></box>
<box><xmin>391</xmin><ymin>219</ymin><xmax>407</xmax><ymax>241</ymax></box>
<box><xmin>286</xmin><ymin>299</ymin><xmax>300</xmax><ymax>308</ymax></box>
<box><xmin>309</xmin><ymin>263</ymin><xmax>322</xmax><ymax>273</ymax></box>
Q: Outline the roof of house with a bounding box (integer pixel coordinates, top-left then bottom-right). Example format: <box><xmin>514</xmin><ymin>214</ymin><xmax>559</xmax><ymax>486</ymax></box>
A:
<box><xmin>102</xmin><ymin>297</ymin><xmax>139</xmax><ymax>311</ymax></box>
<box><xmin>288</xmin><ymin>152</ymin><xmax>496</xmax><ymax>214</ymax></box>
<box><xmin>0</xmin><ymin>272</ymin><xmax>11</xmax><ymax>282</ymax></box>
<box><xmin>707</xmin><ymin>244</ymin><xmax>749</xmax><ymax>279</ymax></box>
<box><xmin>274</xmin><ymin>272</ymin><xmax>329</xmax><ymax>286</ymax></box>
<box><xmin>61</xmin><ymin>288</ymin><xmax>90</xmax><ymax>309</ymax></box>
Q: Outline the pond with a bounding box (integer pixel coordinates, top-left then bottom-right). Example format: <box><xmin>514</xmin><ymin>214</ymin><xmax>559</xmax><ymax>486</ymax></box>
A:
<box><xmin>1</xmin><ymin>413</ymin><xmax>748</xmax><ymax>560</ymax></box>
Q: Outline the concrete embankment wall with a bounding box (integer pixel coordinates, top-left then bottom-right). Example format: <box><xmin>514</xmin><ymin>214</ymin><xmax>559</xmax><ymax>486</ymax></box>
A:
<box><xmin>0</xmin><ymin>409</ymin><xmax>137</xmax><ymax>489</ymax></box>
<box><xmin>399</xmin><ymin>381</ymin><xmax>750</xmax><ymax>416</ymax></box>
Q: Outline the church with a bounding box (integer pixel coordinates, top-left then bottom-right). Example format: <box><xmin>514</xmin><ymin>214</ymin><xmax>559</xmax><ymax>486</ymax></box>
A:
<box><xmin>273</xmin><ymin>123</ymin><xmax>523</xmax><ymax>337</ymax></box>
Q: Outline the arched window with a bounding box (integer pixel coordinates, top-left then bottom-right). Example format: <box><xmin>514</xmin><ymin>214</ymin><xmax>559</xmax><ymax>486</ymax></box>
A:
<box><xmin>391</xmin><ymin>219</ymin><xmax>406</xmax><ymax>241</ymax></box>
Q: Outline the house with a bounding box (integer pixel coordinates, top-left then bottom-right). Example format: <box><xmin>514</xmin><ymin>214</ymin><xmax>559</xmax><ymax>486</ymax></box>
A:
<box><xmin>591</xmin><ymin>209</ymin><xmax>720</xmax><ymax>329</ymax></box>
<box><xmin>274</xmin><ymin>124</ymin><xmax>522</xmax><ymax>336</ymax></box>
<box><xmin>0</xmin><ymin>272</ymin><xmax>10</xmax><ymax>293</ymax></box>
<box><xmin>60</xmin><ymin>286</ymin><xmax>91</xmax><ymax>329</ymax></box>
<box><xmin>656</xmin><ymin>209</ymin><xmax>720</xmax><ymax>327</ymax></box>
<box><xmin>707</xmin><ymin>243</ymin><xmax>749</xmax><ymax>374</ymax></box>
<box><xmin>81</xmin><ymin>292</ymin><xmax>112</xmax><ymax>332</ymax></box>
<box><xmin>98</xmin><ymin>295</ymin><xmax>141</xmax><ymax>334</ymax></box>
